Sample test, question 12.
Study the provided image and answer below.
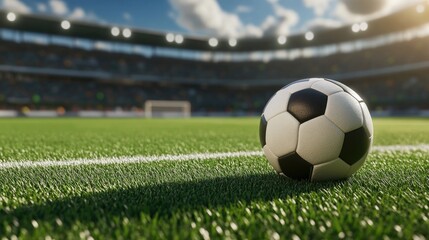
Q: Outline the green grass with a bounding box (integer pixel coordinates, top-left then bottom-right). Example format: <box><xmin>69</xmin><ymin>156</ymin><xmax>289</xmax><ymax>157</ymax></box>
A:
<box><xmin>0</xmin><ymin>118</ymin><xmax>428</xmax><ymax>239</ymax></box>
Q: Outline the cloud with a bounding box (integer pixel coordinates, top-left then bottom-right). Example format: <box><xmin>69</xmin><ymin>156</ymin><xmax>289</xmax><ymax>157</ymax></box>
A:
<box><xmin>334</xmin><ymin>2</ymin><xmax>364</xmax><ymax>23</ymax></box>
<box><xmin>123</xmin><ymin>12</ymin><xmax>132</xmax><ymax>21</ymax></box>
<box><xmin>0</xmin><ymin>0</ymin><xmax>31</xmax><ymax>13</ymax></box>
<box><xmin>303</xmin><ymin>0</ymin><xmax>331</xmax><ymax>16</ymax></box>
<box><xmin>69</xmin><ymin>9</ymin><xmax>102</xmax><ymax>23</ymax></box>
<box><xmin>261</xmin><ymin>0</ymin><xmax>299</xmax><ymax>36</ymax></box>
<box><xmin>43</xmin><ymin>0</ymin><xmax>103</xmax><ymax>22</ymax></box>
<box><xmin>49</xmin><ymin>0</ymin><xmax>68</xmax><ymax>15</ymax></box>
<box><xmin>261</xmin><ymin>16</ymin><xmax>276</xmax><ymax>30</ymax></box>
<box><xmin>69</xmin><ymin>7</ymin><xmax>85</xmax><ymax>19</ymax></box>
<box><xmin>169</xmin><ymin>0</ymin><xmax>299</xmax><ymax>38</ymax></box>
<box><xmin>84</xmin><ymin>12</ymin><xmax>105</xmax><ymax>23</ymax></box>
<box><xmin>169</xmin><ymin>0</ymin><xmax>248</xmax><ymax>37</ymax></box>
<box><xmin>244</xmin><ymin>24</ymin><xmax>263</xmax><ymax>37</ymax></box>
<box><xmin>334</xmin><ymin>0</ymin><xmax>424</xmax><ymax>23</ymax></box>
<box><xmin>340</xmin><ymin>0</ymin><xmax>386</xmax><ymax>15</ymax></box>
<box><xmin>236</xmin><ymin>5</ymin><xmax>252</xmax><ymax>13</ymax></box>
<box><xmin>304</xmin><ymin>18</ymin><xmax>342</xmax><ymax>32</ymax></box>
<box><xmin>37</xmin><ymin>3</ymin><xmax>47</xmax><ymax>12</ymax></box>
<box><xmin>379</xmin><ymin>0</ymin><xmax>425</xmax><ymax>13</ymax></box>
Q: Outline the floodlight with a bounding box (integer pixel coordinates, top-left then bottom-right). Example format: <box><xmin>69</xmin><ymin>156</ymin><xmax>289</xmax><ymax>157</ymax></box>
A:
<box><xmin>228</xmin><ymin>38</ymin><xmax>237</xmax><ymax>47</ymax></box>
<box><xmin>122</xmin><ymin>28</ymin><xmax>132</xmax><ymax>38</ymax></box>
<box><xmin>305</xmin><ymin>31</ymin><xmax>314</xmax><ymax>41</ymax></box>
<box><xmin>352</xmin><ymin>23</ymin><xmax>360</xmax><ymax>33</ymax></box>
<box><xmin>416</xmin><ymin>4</ymin><xmax>425</xmax><ymax>13</ymax></box>
<box><xmin>209</xmin><ymin>38</ymin><xmax>218</xmax><ymax>47</ymax></box>
<box><xmin>277</xmin><ymin>35</ymin><xmax>287</xmax><ymax>45</ymax></box>
<box><xmin>166</xmin><ymin>33</ymin><xmax>175</xmax><ymax>42</ymax></box>
<box><xmin>61</xmin><ymin>20</ymin><xmax>71</xmax><ymax>30</ymax></box>
<box><xmin>6</xmin><ymin>12</ymin><xmax>16</xmax><ymax>22</ymax></box>
<box><xmin>175</xmin><ymin>34</ymin><xmax>184</xmax><ymax>44</ymax></box>
<box><xmin>360</xmin><ymin>22</ymin><xmax>368</xmax><ymax>31</ymax></box>
<box><xmin>111</xmin><ymin>27</ymin><xmax>120</xmax><ymax>36</ymax></box>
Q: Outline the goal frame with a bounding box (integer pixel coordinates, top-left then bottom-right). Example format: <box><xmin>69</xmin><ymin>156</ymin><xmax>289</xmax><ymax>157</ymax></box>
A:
<box><xmin>144</xmin><ymin>100</ymin><xmax>191</xmax><ymax>118</ymax></box>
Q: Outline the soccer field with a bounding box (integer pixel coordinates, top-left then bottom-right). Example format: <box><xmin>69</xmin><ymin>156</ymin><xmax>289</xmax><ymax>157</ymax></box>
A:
<box><xmin>0</xmin><ymin>118</ymin><xmax>428</xmax><ymax>239</ymax></box>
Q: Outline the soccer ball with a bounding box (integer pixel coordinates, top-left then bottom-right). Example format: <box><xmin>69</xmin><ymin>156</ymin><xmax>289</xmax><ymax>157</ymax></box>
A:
<box><xmin>259</xmin><ymin>78</ymin><xmax>373</xmax><ymax>181</ymax></box>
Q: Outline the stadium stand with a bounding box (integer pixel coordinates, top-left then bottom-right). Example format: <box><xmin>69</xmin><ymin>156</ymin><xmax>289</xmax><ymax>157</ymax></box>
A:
<box><xmin>0</xmin><ymin>3</ymin><xmax>428</xmax><ymax>116</ymax></box>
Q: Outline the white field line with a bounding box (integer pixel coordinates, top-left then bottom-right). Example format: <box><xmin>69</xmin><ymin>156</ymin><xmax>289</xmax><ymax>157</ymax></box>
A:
<box><xmin>372</xmin><ymin>144</ymin><xmax>429</xmax><ymax>152</ymax></box>
<box><xmin>0</xmin><ymin>151</ymin><xmax>262</xmax><ymax>169</ymax></box>
<box><xmin>0</xmin><ymin>145</ymin><xmax>428</xmax><ymax>170</ymax></box>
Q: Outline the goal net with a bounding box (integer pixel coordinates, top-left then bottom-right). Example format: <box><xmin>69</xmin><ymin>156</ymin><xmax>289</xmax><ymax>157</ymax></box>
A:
<box><xmin>144</xmin><ymin>100</ymin><xmax>191</xmax><ymax>118</ymax></box>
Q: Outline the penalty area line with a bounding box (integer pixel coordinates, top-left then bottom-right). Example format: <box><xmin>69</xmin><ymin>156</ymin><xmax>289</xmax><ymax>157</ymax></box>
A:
<box><xmin>0</xmin><ymin>144</ymin><xmax>428</xmax><ymax>169</ymax></box>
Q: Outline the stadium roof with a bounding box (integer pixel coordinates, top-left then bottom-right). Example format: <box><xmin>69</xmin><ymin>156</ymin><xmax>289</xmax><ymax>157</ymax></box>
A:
<box><xmin>0</xmin><ymin>3</ymin><xmax>428</xmax><ymax>52</ymax></box>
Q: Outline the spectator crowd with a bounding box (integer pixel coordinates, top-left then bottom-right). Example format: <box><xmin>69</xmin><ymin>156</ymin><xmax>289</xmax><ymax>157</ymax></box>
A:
<box><xmin>0</xmin><ymin>37</ymin><xmax>428</xmax><ymax>113</ymax></box>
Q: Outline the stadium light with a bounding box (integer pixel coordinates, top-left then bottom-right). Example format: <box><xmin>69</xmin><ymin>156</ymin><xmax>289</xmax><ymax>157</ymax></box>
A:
<box><xmin>122</xmin><ymin>28</ymin><xmax>132</xmax><ymax>38</ymax></box>
<box><xmin>360</xmin><ymin>22</ymin><xmax>368</xmax><ymax>31</ymax></box>
<box><xmin>6</xmin><ymin>12</ymin><xmax>16</xmax><ymax>22</ymax></box>
<box><xmin>175</xmin><ymin>34</ymin><xmax>184</xmax><ymax>44</ymax></box>
<box><xmin>111</xmin><ymin>27</ymin><xmax>120</xmax><ymax>37</ymax></box>
<box><xmin>416</xmin><ymin>4</ymin><xmax>425</xmax><ymax>13</ymax></box>
<box><xmin>166</xmin><ymin>33</ymin><xmax>175</xmax><ymax>43</ymax></box>
<box><xmin>352</xmin><ymin>23</ymin><xmax>360</xmax><ymax>33</ymax></box>
<box><xmin>277</xmin><ymin>35</ymin><xmax>287</xmax><ymax>45</ymax></box>
<box><xmin>305</xmin><ymin>31</ymin><xmax>314</xmax><ymax>41</ymax></box>
<box><xmin>208</xmin><ymin>38</ymin><xmax>218</xmax><ymax>47</ymax></box>
<box><xmin>61</xmin><ymin>20</ymin><xmax>71</xmax><ymax>30</ymax></box>
<box><xmin>228</xmin><ymin>38</ymin><xmax>237</xmax><ymax>47</ymax></box>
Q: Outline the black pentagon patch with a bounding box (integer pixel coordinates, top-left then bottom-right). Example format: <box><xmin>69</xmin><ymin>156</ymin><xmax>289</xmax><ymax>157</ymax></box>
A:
<box><xmin>259</xmin><ymin>115</ymin><xmax>267</xmax><ymax>147</ymax></box>
<box><xmin>281</xmin><ymin>79</ymin><xmax>310</xmax><ymax>90</ymax></box>
<box><xmin>340</xmin><ymin>127</ymin><xmax>370</xmax><ymax>165</ymax></box>
<box><xmin>287</xmin><ymin>89</ymin><xmax>327</xmax><ymax>123</ymax></box>
<box><xmin>278</xmin><ymin>152</ymin><xmax>313</xmax><ymax>180</ymax></box>
<box><xmin>324</xmin><ymin>79</ymin><xmax>363</xmax><ymax>102</ymax></box>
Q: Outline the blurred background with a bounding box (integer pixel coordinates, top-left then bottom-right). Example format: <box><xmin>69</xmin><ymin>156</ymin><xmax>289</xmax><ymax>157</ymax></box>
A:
<box><xmin>0</xmin><ymin>0</ymin><xmax>428</xmax><ymax>117</ymax></box>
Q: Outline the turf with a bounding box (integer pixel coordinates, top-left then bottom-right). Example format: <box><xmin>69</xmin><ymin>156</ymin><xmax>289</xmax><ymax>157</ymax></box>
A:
<box><xmin>0</xmin><ymin>118</ymin><xmax>428</xmax><ymax>239</ymax></box>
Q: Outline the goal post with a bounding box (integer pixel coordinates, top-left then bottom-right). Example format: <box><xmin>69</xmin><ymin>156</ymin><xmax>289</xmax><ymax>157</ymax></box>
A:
<box><xmin>144</xmin><ymin>100</ymin><xmax>191</xmax><ymax>118</ymax></box>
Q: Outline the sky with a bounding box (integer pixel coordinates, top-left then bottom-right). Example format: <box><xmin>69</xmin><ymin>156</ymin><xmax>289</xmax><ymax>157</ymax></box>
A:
<box><xmin>0</xmin><ymin>0</ymin><xmax>424</xmax><ymax>38</ymax></box>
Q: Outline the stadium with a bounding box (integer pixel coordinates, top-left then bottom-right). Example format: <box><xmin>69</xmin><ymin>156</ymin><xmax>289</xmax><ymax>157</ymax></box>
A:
<box><xmin>0</xmin><ymin>0</ymin><xmax>428</xmax><ymax>239</ymax></box>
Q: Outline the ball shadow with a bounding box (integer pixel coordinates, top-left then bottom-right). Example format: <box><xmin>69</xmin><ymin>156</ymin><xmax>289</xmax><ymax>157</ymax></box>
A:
<box><xmin>0</xmin><ymin>172</ymin><xmax>345</xmax><ymax>233</ymax></box>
